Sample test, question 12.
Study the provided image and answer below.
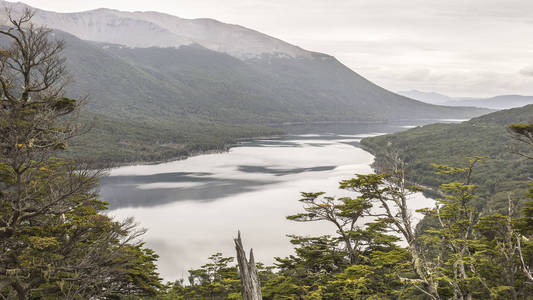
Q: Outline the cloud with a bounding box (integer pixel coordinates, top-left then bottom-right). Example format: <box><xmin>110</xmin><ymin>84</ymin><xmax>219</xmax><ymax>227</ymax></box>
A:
<box><xmin>519</xmin><ymin>66</ymin><xmax>533</xmax><ymax>77</ymax></box>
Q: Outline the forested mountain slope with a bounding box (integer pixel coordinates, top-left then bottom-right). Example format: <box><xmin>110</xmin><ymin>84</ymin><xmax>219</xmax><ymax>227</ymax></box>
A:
<box><xmin>49</xmin><ymin>28</ymin><xmax>488</xmax><ymax>163</ymax></box>
<box><xmin>66</xmin><ymin>112</ymin><xmax>283</xmax><ymax>165</ymax></box>
<box><xmin>361</xmin><ymin>105</ymin><xmax>533</xmax><ymax>211</ymax></box>
<box><xmin>58</xmin><ymin>31</ymin><xmax>489</xmax><ymax>125</ymax></box>
<box><xmin>0</xmin><ymin>2</ymin><xmax>492</xmax><ymax>163</ymax></box>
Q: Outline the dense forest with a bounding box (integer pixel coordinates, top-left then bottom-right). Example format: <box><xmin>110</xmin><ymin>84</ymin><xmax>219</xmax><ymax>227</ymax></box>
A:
<box><xmin>1</xmin><ymin>9</ymin><xmax>533</xmax><ymax>300</ymax></box>
<box><xmin>360</xmin><ymin>105</ymin><xmax>533</xmax><ymax>212</ymax></box>
<box><xmin>65</xmin><ymin>112</ymin><xmax>284</xmax><ymax>166</ymax></box>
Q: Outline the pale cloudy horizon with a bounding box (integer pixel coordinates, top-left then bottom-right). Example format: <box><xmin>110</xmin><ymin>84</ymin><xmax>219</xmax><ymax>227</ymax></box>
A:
<box><xmin>14</xmin><ymin>0</ymin><xmax>533</xmax><ymax>98</ymax></box>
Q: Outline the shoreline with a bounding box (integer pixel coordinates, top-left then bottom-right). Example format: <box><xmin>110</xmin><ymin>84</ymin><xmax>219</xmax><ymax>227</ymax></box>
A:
<box><xmin>104</xmin><ymin>133</ymin><xmax>288</xmax><ymax>168</ymax></box>
<box><xmin>99</xmin><ymin>119</ymin><xmax>393</xmax><ymax>169</ymax></box>
<box><xmin>99</xmin><ymin>117</ymin><xmax>466</xmax><ymax>170</ymax></box>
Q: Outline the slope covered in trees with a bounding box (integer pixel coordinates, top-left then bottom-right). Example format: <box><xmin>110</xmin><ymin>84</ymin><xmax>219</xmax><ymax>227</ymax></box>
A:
<box><xmin>55</xmin><ymin>28</ymin><xmax>488</xmax><ymax>163</ymax></box>
<box><xmin>66</xmin><ymin>112</ymin><xmax>283</xmax><ymax>165</ymax></box>
<box><xmin>9</xmin><ymin>26</ymin><xmax>481</xmax><ymax>164</ymax></box>
<box><xmin>0</xmin><ymin>2</ymin><xmax>493</xmax><ymax>163</ymax></box>
<box><xmin>361</xmin><ymin>105</ymin><xmax>533</xmax><ymax>211</ymax></box>
<box><xmin>58</xmin><ymin>30</ymin><xmax>490</xmax><ymax>125</ymax></box>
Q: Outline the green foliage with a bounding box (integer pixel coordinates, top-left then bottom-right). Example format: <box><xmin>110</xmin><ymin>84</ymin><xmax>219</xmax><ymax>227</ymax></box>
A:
<box><xmin>517</xmin><ymin>184</ymin><xmax>533</xmax><ymax>235</ymax></box>
<box><xmin>508</xmin><ymin>123</ymin><xmax>533</xmax><ymax>136</ymax></box>
<box><xmin>160</xmin><ymin>253</ymin><xmax>241</xmax><ymax>299</ymax></box>
<box><xmin>0</xmin><ymin>13</ymin><xmax>163</xmax><ymax>299</ymax></box>
<box><xmin>361</xmin><ymin>105</ymin><xmax>533</xmax><ymax>212</ymax></box>
<box><xmin>46</xmin><ymin>29</ymin><xmax>491</xmax><ymax>164</ymax></box>
<box><xmin>64</xmin><ymin>112</ymin><xmax>285</xmax><ymax>165</ymax></box>
<box><xmin>271</xmin><ymin>177</ymin><xmax>414</xmax><ymax>299</ymax></box>
<box><xmin>158</xmin><ymin>156</ymin><xmax>533</xmax><ymax>299</ymax></box>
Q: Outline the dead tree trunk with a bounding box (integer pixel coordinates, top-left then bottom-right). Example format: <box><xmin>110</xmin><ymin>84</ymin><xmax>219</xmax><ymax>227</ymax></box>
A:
<box><xmin>234</xmin><ymin>231</ymin><xmax>262</xmax><ymax>300</ymax></box>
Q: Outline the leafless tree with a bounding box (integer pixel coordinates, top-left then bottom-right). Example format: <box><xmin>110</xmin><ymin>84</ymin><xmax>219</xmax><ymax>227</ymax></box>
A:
<box><xmin>234</xmin><ymin>232</ymin><xmax>262</xmax><ymax>300</ymax></box>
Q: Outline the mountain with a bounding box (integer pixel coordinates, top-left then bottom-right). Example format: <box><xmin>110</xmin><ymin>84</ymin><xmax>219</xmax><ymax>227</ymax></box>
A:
<box><xmin>0</xmin><ymin>2</ymin><xmax>492</xmax><ymax>163</ymax></box>
<box><xmin>397</xmin><ymin>90</ymin><xmax>455</xmax><ymax>105</ymax></box>
<box><xmin>361</xmin><ymin>105</ymin><xmax>533</xmax><ymax>212</ymax></box>
<box><xmin>0</xmin><ymin>1</ymin><xmax>490</xmax><ymax>124</ymax></box>
<box><xmin>398</xmin><ymin>90</ymin><xmax>533</xmax><ymax>109</ymax></box>
<box><xmin>45</xmin><ymin>25</ymin><xmax>486</xmax><ymax>125</ymax></box>
<box><xmin>446</xmin><ymin>95</ymin><xmax>533</xmax><ymax>110</ymax></box>
<box><xmin>1</xmin><ymin>0</ymin><xmax>310</xmax><ymax>59</ymax></box>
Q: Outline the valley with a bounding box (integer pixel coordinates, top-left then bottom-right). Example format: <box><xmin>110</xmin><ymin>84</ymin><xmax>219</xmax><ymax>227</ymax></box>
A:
<box><xmin>0</xmin><ymin>1</ymin><xmax>492</xmax><ymax>164</ymax></box>
<box><xmin>100</xmin><ymin>121</ymin><xmax>440</xmax><ymax>281</ymax></box>
<box><xmin>1</xmin><ymin>1</ymin><xmax>532</xmax><ymax>299</ymax></box>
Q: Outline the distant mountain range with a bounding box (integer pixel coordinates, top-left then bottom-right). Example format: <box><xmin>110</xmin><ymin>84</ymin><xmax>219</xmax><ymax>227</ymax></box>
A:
<box><xmin>398</xmin><ymin>90</ymin><xmax>533</xmax><ymax>110</ymax></box>
<box><xmin>0</xmin><ymin>1</ymin><xmax>492</xmax><ymax>162</ymax></box>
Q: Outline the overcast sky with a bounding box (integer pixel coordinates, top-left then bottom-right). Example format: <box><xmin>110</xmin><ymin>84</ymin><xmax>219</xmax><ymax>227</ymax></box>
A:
<box><xmin>16</xmin><ymin>0</ymin><xmax>533</xmax><ymax>97</ymax></box>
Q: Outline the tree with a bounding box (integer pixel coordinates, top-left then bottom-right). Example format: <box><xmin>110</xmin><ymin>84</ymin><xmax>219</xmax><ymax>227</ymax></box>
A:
<box><xmin>317</xmin><ymin>221</ymin><xmax>411</xmax><ymax>299</ymax></box>
<box><xmin>424</xmin><ymin>158</ymin><xmax>487</xmax><ymax>300</ymax></box>
<box><xmin>508</xmin><ymin>123</ymin><xmax>533</xmax><ymax>160</ymax></box>
<box><xmin>234</xmin><ymin>232</ymin><xmax>262</xmax><ymax>300</ymax></box>
<box><xmin>339</xmin><ymin>156</ymin><xmax>443</xmax><ymax>299</ymax></box>
<box><xmin>287</xmin><ymin>192</ymin><xmax>372</xmax><ymax>264</ymax></box>
<box><xmin>272</xmin><ymin>234</ymin><xmax>348</xmax><ymax>296</ymax></box>
<box><xmin>476</xmin><ymin>195</ymin><xmax>527</xmax><ymax>299</ymax></box>
<box><xmin>165</xmin><ymin>253</ymin><xmax>240</xmax><ymax>299</ymax></box>
<box><xmin>0</xmin><ymin>8</ymin><xmax>161</xmax><ymax>299</ymax></box>
<box><xmin>279</xmin><ymin>178</ymin><xmax>414</xmax><ymax>299</ymax></box>
<box><xmin>508</xmin><ymin>122</ymin><xmax>533</xmax><ymax>283</ymax></box>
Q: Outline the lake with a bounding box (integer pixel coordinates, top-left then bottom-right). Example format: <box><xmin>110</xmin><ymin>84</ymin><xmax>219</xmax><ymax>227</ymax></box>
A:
<box><xmin>100</xmin><ymin>121</ymin><xmax>452</xmax><ymax>281</ymax></box>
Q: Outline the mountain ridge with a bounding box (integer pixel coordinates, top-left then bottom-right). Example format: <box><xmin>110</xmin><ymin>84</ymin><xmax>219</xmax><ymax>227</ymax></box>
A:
<box><xmin>1</xmin><ymin>0</ymin><xmax>492</xmax><ymax>123</ymax></box>
<box><xmin>398</xmin><ymin>89</ymin><xmax>533</xmax><ymax>109</ymax></box>
<box><xmin>1</xmin><ymin>0</ymin><xmax>312</xmax><ymax>59</ymax></box>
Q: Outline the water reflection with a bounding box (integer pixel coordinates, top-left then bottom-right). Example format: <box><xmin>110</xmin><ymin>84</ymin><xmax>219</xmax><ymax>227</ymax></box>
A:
<box><xmin>237</xmin><ymin>165</ymin><xmax>336</xmax><ymax>176</ymax></box>
<box><xmin>101</xmin><ymin>173</ymin><xmax>275</xmax><ymax>209</ymax></box>
<box><xmin>101</xmin><ymin>122</ymin><xmax>441</xmax><ymax>281</ymax></box>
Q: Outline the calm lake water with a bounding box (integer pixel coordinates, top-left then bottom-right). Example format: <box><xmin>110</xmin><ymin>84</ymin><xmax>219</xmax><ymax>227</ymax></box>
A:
<box><xmin>100</xmin><ymin>121</ymin><xmax>457</xmax><ymax>281</ymax></box>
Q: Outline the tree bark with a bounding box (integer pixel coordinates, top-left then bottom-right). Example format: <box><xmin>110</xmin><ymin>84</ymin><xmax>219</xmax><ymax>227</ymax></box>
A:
<box><xmin>234</xmin><ymin>231</ymin><xmax>262</xmax><ymax>300</ymax></box>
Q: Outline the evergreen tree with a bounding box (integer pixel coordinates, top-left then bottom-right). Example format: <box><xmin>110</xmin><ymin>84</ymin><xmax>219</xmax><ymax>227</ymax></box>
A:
<box><xmin>0</xmin><ymin>8</ymin><xmax>161</xmax><ymax>299</ymax></box>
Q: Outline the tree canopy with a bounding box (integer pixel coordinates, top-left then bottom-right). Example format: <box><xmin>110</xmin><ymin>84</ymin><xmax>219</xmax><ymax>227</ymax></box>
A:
<box><xmin>0</xmin><ymin>9</ymin><xmax>161</xmax><ymax>299</ymax></box>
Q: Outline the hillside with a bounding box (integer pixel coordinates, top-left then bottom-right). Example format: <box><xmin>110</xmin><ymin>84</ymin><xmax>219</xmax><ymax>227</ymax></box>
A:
<box><xmin>448</xmin><ymin>95</ymin><xmax>533</xmax><ymax>110</ymax></box>
<box><xmin>66</xmin><ymin>112</ymin><xmax>283</xmax><ymax>165</ymax></box>
<box><xmin>56</xmin><ymin>30</ymin><xmax>489</xmax><ymax>125</ymax></box>
<box><xmin>0</xmin><ymin>2</ymin><xmax>492</xmax><ymax>163</ymax></box>
<box><xmin>42</xmin><ymin>28</ymin><xmax>489</xmax><ymax>163</ymax></box>
<box><xmin>398</xmin><ymin>90</ymin><xmax>455</xmax><ymax>105</ymax></box>
<box><xmin>0</xmin><ymin>1</ymin><xmax>489</xmax><ymax>122</ymax></box>
<box><xmin>361</xmin><ymin>105</ymin><xmax>533</xmax><ymax>211</ymax></box>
